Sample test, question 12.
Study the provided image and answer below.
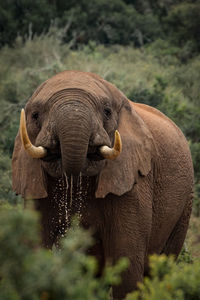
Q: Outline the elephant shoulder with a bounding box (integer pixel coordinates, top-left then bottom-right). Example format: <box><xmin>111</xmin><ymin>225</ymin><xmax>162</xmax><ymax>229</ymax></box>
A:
<box><xmin>131</xmin><ymin>102</ymin><xmax>185</xmax><ymax>141</ymax></box>
<box><xmin>132</xmin><ymin>102</ymin><xmax>174</xmax><ymax>125</ymax></box>
<box><xmin>131</xmin><ymin>102</ymin><xmax>193</xmax><ymax>172</ymax></box>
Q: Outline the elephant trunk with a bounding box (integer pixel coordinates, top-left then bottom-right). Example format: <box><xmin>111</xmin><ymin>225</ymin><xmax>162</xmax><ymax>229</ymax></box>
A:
<box><xmin>56</xmin><ymin>102</ymin><xmax>91</xmax><ymax>176</ymax></box>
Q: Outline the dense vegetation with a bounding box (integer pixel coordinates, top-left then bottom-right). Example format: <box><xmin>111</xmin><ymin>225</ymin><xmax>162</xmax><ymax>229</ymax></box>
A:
<box><xmin>0</xmin><ymin>0</ymin><xmax>200</xmax><ymax>299</ymax></box>
<box><xmin>126</xmin><ymin>254</ymin><xmax>200</xmax><ymax>300</ymax></box>
<box><xmin>0</xmin><ymin>207</ymin><xmax>128</xmax><ymax>300</ymax></box>
<box><xmin>1</xmin><ymin>206</ymin><xmax>200</xmax><ymax>299</ymax></box>
<box><xmin>1</xmin><ymin>0</ymin><xmax>200</xmax><ymax>59</ymax></box>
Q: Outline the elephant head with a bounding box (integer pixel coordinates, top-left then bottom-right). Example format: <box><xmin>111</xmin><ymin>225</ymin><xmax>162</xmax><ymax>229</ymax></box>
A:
<box><xmin>12</xmin><ymin>71</ymin><xmax>153</xmax><ymax>200</ymax></box>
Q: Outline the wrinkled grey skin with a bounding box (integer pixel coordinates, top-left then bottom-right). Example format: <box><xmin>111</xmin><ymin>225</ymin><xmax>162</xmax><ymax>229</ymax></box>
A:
<box><xmin>12</xmin><ymin>71</ymin><xmax>194</xmax><ymax>299</ymax></box>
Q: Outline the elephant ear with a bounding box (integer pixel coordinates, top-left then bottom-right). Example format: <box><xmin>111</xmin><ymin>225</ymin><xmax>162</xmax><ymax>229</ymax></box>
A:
<box><xmin>96</xmin><ymin>103</ymin><xmax>154</xmax><ymax>198</ymax></box>
<box><xmin>12</xmin><ymin>131</ymin><xmax>48</xmax><ymax>199</ymax></box>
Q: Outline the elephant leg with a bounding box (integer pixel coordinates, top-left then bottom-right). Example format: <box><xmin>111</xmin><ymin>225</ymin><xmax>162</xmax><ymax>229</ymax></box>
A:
<box><xmin>162</xmin><ymin>197</ymin><xmax>193</xmax><ymax>257</ymax></box>
<box><xmin>102</xmin><ymin>231</ymin><xmax>146</xmax><ymax>300</ymax></box>
<box><xmin>87</xmin><ymin>234</ymin><xmax>105</xmax><ymax>277</ymax></box>
<box><xmin>113</xmin><ymin>255</ymin><xmax>144</xmax><ymax>299</ymax></box>
<box><xmin>101</xmin><ymin>192</ymin><xmax>152</xmax><ymax>298</ymax></box>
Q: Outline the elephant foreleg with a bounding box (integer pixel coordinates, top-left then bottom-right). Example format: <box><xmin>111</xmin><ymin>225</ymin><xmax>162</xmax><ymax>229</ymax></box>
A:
<box><xmin>86</xmin><ymin>234</ymin><xmax>105</xmax><ymax>277</ymax></box>
<box><xmin>100</xmin><ymin>180</ymin><xmax>152</xmax><ymax>299</ymax></box>
<box><xmin>162</xmin><ymin>196</ymin><xmax>193</xmax><ymax>257</ymax></box>
<box><xmin>102</xmin><ymin>231</ymin><xmax>147</xmax><ymax>300</ymax></box>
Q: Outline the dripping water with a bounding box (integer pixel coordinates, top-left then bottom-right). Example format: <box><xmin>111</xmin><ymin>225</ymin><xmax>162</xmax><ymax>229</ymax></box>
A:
<box><xmin>64</xmin><ymin>172</ymin><xmax>69</xmax><ymax>234</ymax></box>
<box><xmin>49</xmin><ymin>168</ymin><xmax>93</xmax><ymax>249</ymax></box>
<box><xmin>76</xmin><ymin>172</ymin><xmax>83</xmax><ymax>218</ymax></box>
<box><xmin>64</xmin><ymin>172</ymin><xmax>69</xmax><ymax>193</ymax></box>
<box><xmin>50</xmin><ymin>171</ymin><xmax>90</xmax><ymax>248</ymax></box>
<box><xmin>70</xmin><ymin>175</ymin><xmax>73</xmax><ymax>207</ymax></box>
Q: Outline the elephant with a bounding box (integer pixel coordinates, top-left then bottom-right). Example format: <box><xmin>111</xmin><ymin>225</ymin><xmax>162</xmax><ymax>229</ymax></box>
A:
<box><xmin>12</xmin><ymin>70</ymin><xmax>194</xmax><ymax>299</ymax></box>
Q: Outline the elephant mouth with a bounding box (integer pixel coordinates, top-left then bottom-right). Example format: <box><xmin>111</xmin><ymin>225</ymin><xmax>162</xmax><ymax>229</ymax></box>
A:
<box><xmin>83</xmin><ymin>146</ymin><xmax>106</xmax><ymax>176</ymax></box>
<box><xmin>41</xmin><ymin>146</ymin><xmax>104</xmax><ymax>163</ymax></box>
<box><xmin>40</xmin><ymin>145</ymin><xmax>105</xmax><ymax>177</ymax></box>
<box><xmin>40</xmin><ymin>150</ymin><xmax>62</xmax><ymax>162</ymax></box>
<box><xmin>87</xmin><ymin>146</ymin><xmax>105</xmax><ymax>161</ymax></box>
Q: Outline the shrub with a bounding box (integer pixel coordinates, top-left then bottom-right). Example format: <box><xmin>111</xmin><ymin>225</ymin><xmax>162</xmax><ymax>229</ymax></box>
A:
<box><xmin>126</xmin><ymin>255</ymin><xmax>200</xmax><ymax>300</ymax></box>
<box><xmin>0</xmin><ymin>150</ymin><xmax>20</xmax><ymax>205</ymax></box>
<box><xmin>128</xmin><ymin>76</ymin><xmax>167</xmax><ymax>108</ymax></box>
<box><xmin>0</xmin><ymin>0</ymin><xmax>163</xmax><ymax>48</ymax></box>
<box><xmin>0</xmin><ymin>207</ymin><xmax>128</xmax><ymax>300</ymax></box>
<box><xmin>163</xmin><ymin>3</ymin><xmax>200</xmax><ymax>60</ymax></box>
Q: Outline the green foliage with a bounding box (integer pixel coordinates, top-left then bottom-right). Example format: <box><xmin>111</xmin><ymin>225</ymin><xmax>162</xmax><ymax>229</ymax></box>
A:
<box><xmin>163</xmin><ymin>2</ymin><xmax>200</xmax><ymax>61</ymax></box>
<box><xmin>0</xmin><ymin>150</ymin><xmax>20</xmax><ymax>205</ymax></box>
<box><xmin>126</xmin><ymin>255</ymin><xmax>200</xmax><ymax>300</ymax></box>
<box><xmin>160</xmin><ymin>98</ymin><xmax>200</xmax><ymax>142</ymax></box>
<box><xmin>177</xmin><ymin>244</ymin><xmax>193</xmax><ymax>264</ymax></box>
<box><xmin>193</xmin><ymin>182</ymin><xmax>200</xmax><ymax>217</ymax></box>
<box><xmin>173</xmin><ymin>56</ymin><xmax>200</xmax><ymax>106</ymax></box>
<box><xmin>0</xmin><ymin>0</ymin><xmax>54</xmax><ymax>47</ymax></box>
<box><xmin>128</xmin><ymin>76</ymin><xmax>167</xmax><ymax>108</ymax></box>
<box><xmin>186</xmin><ymin>216</ymin><xmax>200</xmax><ymax>259</ymax></box>
<box><xmin>0</xmin><ymin>207</ymin><xmax>128</xmax><ymax>300</ymax></box>
<box><xmin>0</xmin><ymin>0</ymin><xmax>200</xmax><ymax>62</ymax></box>
<box><xmin>0</xmin><ymin>0</ymin><xmax>162</xmax><ymax>48</ymax></box>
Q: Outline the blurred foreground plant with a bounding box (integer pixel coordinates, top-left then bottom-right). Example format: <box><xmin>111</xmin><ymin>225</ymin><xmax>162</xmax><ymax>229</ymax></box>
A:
<box><xmin>126</xmin><ymin>254</ymin><xmax>200</xmax><ymax>300</ymax></box>
<box><xmin>0</xmin><ymin>207</ymin><xmax>128</xmax><ymax>300</ymax></box>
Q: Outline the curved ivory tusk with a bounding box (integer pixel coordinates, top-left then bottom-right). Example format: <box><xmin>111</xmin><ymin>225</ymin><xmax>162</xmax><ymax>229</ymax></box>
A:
<box><xmin>99</xmin><ymin>130</ymin><xmax>122</xmax><ymax>160</ymax></box>
<box><xmin>20</xmin><ymin>109</ymin><xmax>47</xmax><ymax>158</ymax></box>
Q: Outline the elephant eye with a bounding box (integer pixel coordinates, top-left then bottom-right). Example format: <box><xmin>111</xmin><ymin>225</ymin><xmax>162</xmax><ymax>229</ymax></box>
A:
<box><xmin>32</xmin><ymin>112</ymin><xmax>39</xmax><ymax>120</ymax></box>
<box><xmin>104</xmin><ymin>107</ymin><xmax>112</xmax><ymax>120</ymax></box>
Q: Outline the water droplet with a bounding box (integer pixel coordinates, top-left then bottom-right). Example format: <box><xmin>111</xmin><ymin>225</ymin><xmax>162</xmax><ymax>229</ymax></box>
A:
<box><xmin>70</xmin><ymin>175</ymin><xmax>73</xmax><ymax>207</ymax></box>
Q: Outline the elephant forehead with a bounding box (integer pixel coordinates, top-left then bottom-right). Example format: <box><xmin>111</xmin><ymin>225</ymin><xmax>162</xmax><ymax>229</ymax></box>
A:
<box><xmin>30</xmin><ymin>71</ymin><xmax>113</xmax><ymax>105</ymax></box>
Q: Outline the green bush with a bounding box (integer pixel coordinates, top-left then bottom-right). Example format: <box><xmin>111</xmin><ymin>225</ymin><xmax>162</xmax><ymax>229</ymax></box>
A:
<box><xmin>126</xmin><ymin>255</ymin><xmax>200</xmax><ymax>300</ymax></box>
<box><xmin>0</xmin><ymin>0</ymin><xmax>162</xmax><ymax>48</ymax></box>
<box><xmin>160</xmin><ymin>98</ymin><xmax>200</xmax><ymax>142</ymax></box>
<box><xmin>172</xmin><ymin>55</ymin><xmax>200</xmax><ymax>106</ymax></box>
<box><xmin>0</xmin><ymin>0</ymin><xmax>54</xmax><ymax>48</ymax></box>
<box><xmin>193</xmin><ymin>182</ymin><xmax>200</xmax><ymax>217</ymax></box>
<box><xmin>0</xmin><ymin>151</ymin><xmax>18</xmax><ymax>204</ymax></box>
<box><xmin>0</xmin><ymin>207</ymin><xmax>128</xmax><ymax>300</ymax></box>
<box><xmin>1</xmin><ymin>0</ymin><xmax>200</xmax><ymax>63</ymax></box>
<box><xmin>128</xmin><ymin>76</ymin><xmax>167</xmax><ymax>108</ymax></box>
<box><xmin>163</xmin><ymin>3</ymin><xmax>200</xmax><ymax>61</ymax></box>
<box><xmin>177</xmin><ymin>244</ymin><xmax>193</xmax><ymax>264</ymax></box>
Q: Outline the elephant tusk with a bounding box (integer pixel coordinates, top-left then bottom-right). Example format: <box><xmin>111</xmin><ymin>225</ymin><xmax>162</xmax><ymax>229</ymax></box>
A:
<box><xmin>20</xmin><ymin>109</ymin><xmax>47</xmax><ymax>158</ymax></box>
<box><xmin>99</xmin><ymin>130</ymin><xmax>122</xmax><ymax>160</ymax></box>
